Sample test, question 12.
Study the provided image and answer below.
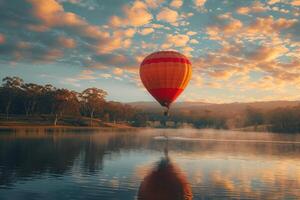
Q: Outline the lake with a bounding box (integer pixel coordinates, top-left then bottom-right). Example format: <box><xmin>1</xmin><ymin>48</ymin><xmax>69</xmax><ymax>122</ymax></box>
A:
<box><xmin>0</xmin><ymin>128</ymin><xmax>300</xmax><ymax>200</ymax></box>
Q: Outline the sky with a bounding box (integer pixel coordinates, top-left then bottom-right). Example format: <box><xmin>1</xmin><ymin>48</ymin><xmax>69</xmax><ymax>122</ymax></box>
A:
<box><xmin>0</xmin><ymin>0</ymin><xmax>299</xmax><ymax>103</ymax></box>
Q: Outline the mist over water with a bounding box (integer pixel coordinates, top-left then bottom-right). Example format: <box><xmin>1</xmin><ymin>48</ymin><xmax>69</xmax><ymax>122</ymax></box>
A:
<box><xmin>0</xmin><ymin>128</ymin><xmax>299</xmax><ymax>200</ymax></box>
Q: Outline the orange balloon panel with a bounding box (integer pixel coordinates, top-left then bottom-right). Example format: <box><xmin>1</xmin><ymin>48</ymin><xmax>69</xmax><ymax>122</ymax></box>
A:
<box><xmin>140</xmin><ymin>51</ymin><xmax>192</xmax><ymax>107</ymax></box>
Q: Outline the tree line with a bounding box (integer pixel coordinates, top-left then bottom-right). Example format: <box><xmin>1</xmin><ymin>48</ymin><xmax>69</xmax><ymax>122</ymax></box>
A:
<box><xmin>243</xmin><ymin>106</ymin><xmax>300</xmax><ymax>133</ymax></box>
<box><xmin>0</xmin><ymin>76</ymin><xmax>147</xmax><ymax>127</ymax></box>
<box><xmin>140</xmin><ymin>103</ymin><xmax>300</xmax><ymax>133</ymax></box>
<box><xmin>1</xmin><ymin>76</ymin><xmax>300</xmax><ymax>133</ymax></box>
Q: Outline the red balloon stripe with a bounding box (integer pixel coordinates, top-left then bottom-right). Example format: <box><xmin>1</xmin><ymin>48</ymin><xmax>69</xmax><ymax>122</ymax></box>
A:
<box><xmin>141</xmin><ymin>57</ymin><xmax>191</xmax><ymax>65</ymax></box>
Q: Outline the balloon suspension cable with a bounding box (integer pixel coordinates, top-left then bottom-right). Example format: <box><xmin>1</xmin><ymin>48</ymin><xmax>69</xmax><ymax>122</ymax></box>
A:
<box><xmin>163</xmin><ymin>105</ymin><xmax>169</xmax><ymax>159</ymax></box>
<box><xmin>163</xmin><ymin>106</ymin><xmax>170</xmax><ymax>117</ymax></box>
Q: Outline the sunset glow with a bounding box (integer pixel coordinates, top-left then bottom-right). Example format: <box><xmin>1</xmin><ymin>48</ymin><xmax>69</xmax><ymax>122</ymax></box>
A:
<box><xmin>0</xmin><ymin>0</ymin><xmax>299</xmax><ymax>103</ymax></box>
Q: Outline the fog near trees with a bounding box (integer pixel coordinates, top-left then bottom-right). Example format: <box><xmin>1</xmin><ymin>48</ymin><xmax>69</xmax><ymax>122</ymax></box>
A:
<box><xmin>1</xmin><ymin>76</ymin><xmax>300</xmax><ymax>133</ymax></box>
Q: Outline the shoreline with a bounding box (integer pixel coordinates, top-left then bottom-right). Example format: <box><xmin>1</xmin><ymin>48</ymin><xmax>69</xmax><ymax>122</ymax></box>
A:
<box><xmin>0</xmin><ymin>123</ymin><xmax>135</xmax><ymax>131</ymax></box>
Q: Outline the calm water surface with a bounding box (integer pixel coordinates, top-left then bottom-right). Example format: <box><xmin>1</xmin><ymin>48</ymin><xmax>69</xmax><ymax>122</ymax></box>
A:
<box><xmin>0</xmin><ymin>128</ymin><xmax>300</xmax><ymax>200</ymax></box>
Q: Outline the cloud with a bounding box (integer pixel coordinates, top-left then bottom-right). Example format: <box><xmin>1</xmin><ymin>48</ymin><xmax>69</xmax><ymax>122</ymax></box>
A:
<box><xmin>290</xmin><ymin>0</ymin><xmax>300</xmax><ymax>6</ymax></box>
<box><xmin>113</xmin><ymin>67</ymin><xmax>124</xmax><ymax>76</ymax></box>
<box><xmin>236</xmin><ymin>2</ymin><xmax>271</xmax><ymax>15</ymax></box>
<box><xmin>100</xmin><ymin>73</ymin><xmax>112</xmax><ymax>79</ymax></box>
<box><xmin>41</xmin><ymin>49</ymin><xmax>64</xmax><ymax>62</ymax></box>
<box><xmin>1</xmin><ymin>0</ymin><xmax>300</xmax><ymax>103</ymax></box>
<box><xmin>206</xmin><ymin>18</ymin><xmax>243</xmax><ymax>40</ymax></box>
<box><xmin>139</xmin><ymin>28</ymin><xmax>154</xmax><ymax>35</ymax></box>
<box><xmin>190</xmin><ymin>39</ymin><xmax>199</xmax><ymax>44</ymax></box>
<box><xmin>27</xmin><ymin>0</ymin><xmax>109</xmax><ymax>40</ymax></box>
<box><xmin>57</xmin><ymin>36</ymin><xmax>76</xmax><ymax>48</ymax></box>
<box><xmin>187</xmin><ymin>31</ymin><xmax>197</xmax><ymax>36</ymax></box>
<box><xmin>182</xmin><ymin>46</ymin><xmax>194</xmax><ymax>57</ymax></box>
<box><xmin>83</xmin><ymin>63</ymin><xmax>108</xmax><ymax>69</ymax></box>
<box><xmin>247</xmin><ymin>45</ymin><xmax>288</xmax><ymax>62</ymax></box>
<box><xmin>267</xmin><ymin>0</ymin><xmax>280</xmax><ymax>4</ymax></box>
<box><xmin>236</xmin><ymin>7</ymin><xmax>250</xmax><ymax>15</ymax></box>
<box><xmin>162</xmin><ymin>34</ymin><xmax>190</xmax><ymax>48</ymax></box>
<box><xmin>157</xmin><ymin>7</ymin><xmax>179</xmax><ymax>23</ymax></box>
<box><xmin>144</xmin><ymin>0</ymin><xmax>164</xmax><ymax>8</ymax></box>
<box><xmin>109</xmin><ymin>1</ymin><xmax>152</xmax><ymax>27</ymax></box>
<box><xmin>246</xmin><ymin>16</ymin><xmax>297</xmax><ymax>36</ymax></box>
<box><xmin>191</xmin><ymin>76</ymin><xmax>203</xmax><ymax>87</ymax></box>
<box><xmin>206</xmin><ymin>15</ymin><xmax>297</xmax><ymax>41</ymax></box>
<box><xmin>170</xmin><ymin>0</ymin><xmax>183</xmax><ymax>8</ymax></box>
<box><xmin>96</xmin><ymin>29</ymin><xmax>136</xmax><ymax>53</ymax></box>
<box><xmin>77</xmin><ymin>69</ymin><xmax>97</xmax><ymax>80</ymax></box>
<box><xmin>124</xmin><ymin>66</ymin><xmax>139</xmax><ymax>74</ymax></box>
<box><xmin>124</xmin><ymin>28</ymin><xmax>136</xmax><ymax>37</ymax></box>
<box><xmin>194</xmin><ymin>0</ymin><xmax>206</xmax><ymax>8</ymax></box>
<box><xmin>63</xmin><ymin>78</ymin><xmax>81</xmax><ymax>87</ymax></box>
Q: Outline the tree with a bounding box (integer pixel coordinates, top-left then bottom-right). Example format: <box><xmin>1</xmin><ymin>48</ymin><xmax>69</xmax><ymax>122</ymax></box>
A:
<box><xmin>80</xmin><ymin>88</ymin><xmax>107</xmax><ymax>126</ymax></box>
<box><xmin>245</xmin><ymin>107</ymin><xmax>264</xmax><ymax>128</ymax></box>
<box><xmin>1</xmin><ymin>76</ymin><xmax>24</xmax><ymax>118</ymax></box>
<box><xmin>52</xmin><ymin>89</ymin><xmax>80</xmax><ymax>126</ymax></box>
<box><xmin>21</xmin><ymin>83</ymin><xmax>44</xmax><ymax>116</ymax></box>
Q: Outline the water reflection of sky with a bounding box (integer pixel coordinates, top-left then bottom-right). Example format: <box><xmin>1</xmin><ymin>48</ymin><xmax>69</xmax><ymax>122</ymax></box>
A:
<box><xmin>0</xmin><ymin>129</ymin><xmax>300</xmax><ymax>200</ymax></box>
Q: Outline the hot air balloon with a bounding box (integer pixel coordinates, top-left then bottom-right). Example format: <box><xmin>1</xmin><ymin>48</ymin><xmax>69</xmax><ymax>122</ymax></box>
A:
<box><xmin>140</xmin><ymin>51</ymin><xmax>192</xmax><ymax>115</ymax></box>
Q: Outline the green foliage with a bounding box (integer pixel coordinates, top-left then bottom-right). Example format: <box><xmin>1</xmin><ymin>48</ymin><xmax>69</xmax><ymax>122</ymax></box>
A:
<box><xmin>0</xmin><ymin>76</ymin><xmax>141</xmax><ymax>126</ymax></box>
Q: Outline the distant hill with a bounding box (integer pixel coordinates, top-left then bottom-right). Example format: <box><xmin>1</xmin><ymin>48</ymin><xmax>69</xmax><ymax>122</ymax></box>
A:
<box><xmin>128</xmin><ymin>101</ymin><xmax>300</xmax><ymax>116</ymax></box>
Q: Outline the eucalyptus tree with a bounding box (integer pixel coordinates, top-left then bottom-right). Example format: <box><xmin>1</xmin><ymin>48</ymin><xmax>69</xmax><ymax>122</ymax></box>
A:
<box><xmin>1</xmin><ymin>76</ymin><xmax>24</xmax><ymax>118</ymax></box>
<box><xmin>21</xmin><ymin>83</ymin><xmax>45</xmax><ymax>116</ymax></box>
<box><xmin>80</xmin><ymin>88</ymin><xmax>107</xmax><ymax>126</ymax></box>
<box><xmin>52</xmin><ymin>89</ymin><xmax>80</xmax><ymax>126</ymax></box>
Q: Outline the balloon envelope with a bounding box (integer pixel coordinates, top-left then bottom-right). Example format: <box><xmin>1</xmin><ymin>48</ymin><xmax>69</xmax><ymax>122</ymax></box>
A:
<box><xmin>140</xmin><ymin>51</ymin><xmax>192</xmax><ymax>108</ymax></box>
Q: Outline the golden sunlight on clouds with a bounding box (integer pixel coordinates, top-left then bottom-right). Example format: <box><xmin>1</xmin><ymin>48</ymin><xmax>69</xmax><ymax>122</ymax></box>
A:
<box><xmin>110</xmin><ymin>1</ymin><xmax>152</xmax><ymax>27</ymax></box>
<box><xmin>291</xmin><ymin>0</ymin><xmax>300</xmax><ymax>6</ymax></box>
<box><xmin>170</xmin><ymin>0</ymin><xmax>183</xmax><ymax>8</ymax></box>
<box><xmin>157</xmin><ymin>7</ymin><xmax>179</xmax><ymax>23</ymax></box>
<box><xmin>28</xmin><ymin>0</ymin><xmax>110</xmax><ymax>40</ymax></box>
<box><xmin>248</xmin><ymin>45</ymin><xmax>288</xmax><ymax>62</ymax></box>
<box><xmin>123</xmin><ymin>28</ymin><xmax>136</xmax><ymax>37</ymax></box>
<box><xmin>100</xmin><ymin>73</ymin><xmax>112</xmax><ymax>79</ymax></box>
<box><xmin>1</xmin><ymin>0</ymin><xmax>300</xmax><ymax>103</ymax></box>
<box><xmin>206</xmin><ymin>15</ymin><xmax>297</xmax><ymax>42</ymax></box>
<box><xmin>194</xmin><ymin>0</ymin><xmax>206</xmax><ymax>7</ymax></box>
<box><xmin>236</xmin><ymin>7</ymin><xmax>251</xmax><ymax>15</ymax></box>
<box><xmin>144</xmin><ymin>0</ymin><xmax>164</xmax><ymax>9</ymax></box>
<box><xmin>113</xmin><ymin>67</ymin><xmax>124</xmax><ymax>76</ymax></box>
<box><xmin>186</xmin><ymin>31</ymin><xmax>197</xmax><ymax>36</ymax></box>
<box><xmin>96</xmin><ymin>29</ymin><xmax>136</xmax><ymax>53</ymax></box>
<box><xmin>77</xmin><ymin>70</ymin><xmax>97</xmax><ymax>80</ymax></box>
<box><xmin>268</xmin><ymin>0</ymin><xmax>281</xmax><ymax>4</ymax></box>
<box><xmin>139</xmin><ymin>28</ymin><xmax>154</xmax><ymax>35</ymax></box>
<box><xmin>190</xmin><ymin>39</ymin><xmax>199</xmax><ymax>44</ymax></box>
<box><xmin>28</xmin><ymin>0</ymin><xmax>92</xmax><ymax>31</ymax></box>
<box><xmin>162</xmin><ymin>34</ymin><xmax>190</xmax><ymax>48</ymax></box>
<box><xmin>57</xmin><ymin>36</ymin><xmax>76</xmax><ymax>49</ymax></box>
<box><xmin>42</xmin><ymin>49</ymin><xmax>64</xmax><ymax>62</ymax></box>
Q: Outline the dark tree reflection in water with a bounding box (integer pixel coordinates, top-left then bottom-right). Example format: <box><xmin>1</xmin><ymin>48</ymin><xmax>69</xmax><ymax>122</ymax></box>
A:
<box><xmin>0</xmin><ymin>128</ymin><xmax>299</xmax><ymax>200</ymax></box>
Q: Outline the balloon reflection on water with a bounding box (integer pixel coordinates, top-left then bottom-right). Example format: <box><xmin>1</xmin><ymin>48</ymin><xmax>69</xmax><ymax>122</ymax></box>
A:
<box><xmin>138</xmin><ymin>149</ymin><xmax>193</xmax><ymax>200</ymax></box>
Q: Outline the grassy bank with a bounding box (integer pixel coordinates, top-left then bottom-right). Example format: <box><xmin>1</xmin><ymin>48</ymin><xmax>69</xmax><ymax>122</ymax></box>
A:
<box><xmin>0</xmin><ymin>115</ymin><xmax>133</xmax><ymax>129</ymax></box>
